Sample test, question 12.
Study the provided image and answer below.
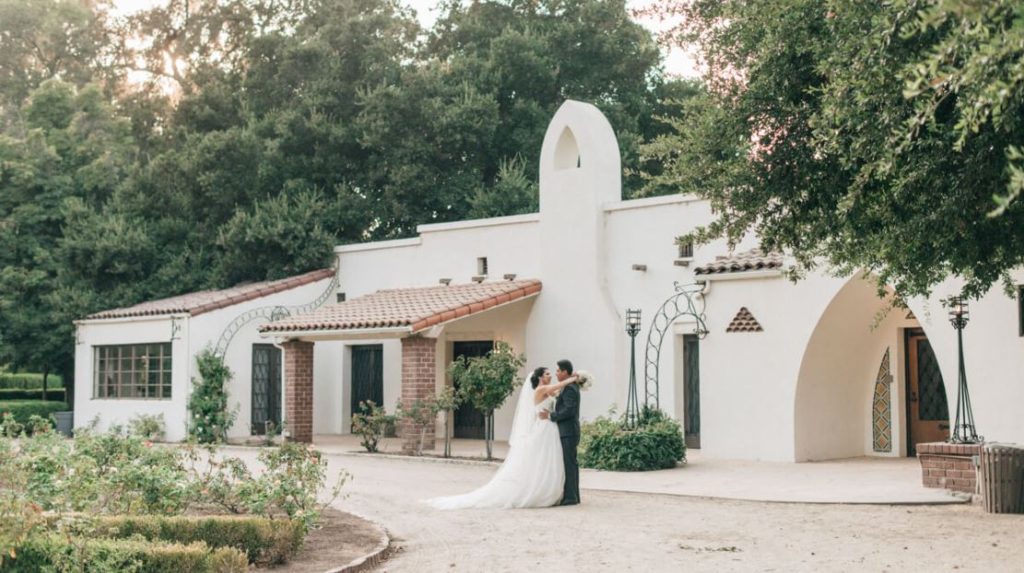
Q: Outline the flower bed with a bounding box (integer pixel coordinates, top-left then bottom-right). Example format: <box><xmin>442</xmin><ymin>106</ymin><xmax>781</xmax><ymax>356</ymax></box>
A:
<box><xmin>0</xmin><ymin>424</ymin><xmax>347</xmax><ymax>571</ymax></box>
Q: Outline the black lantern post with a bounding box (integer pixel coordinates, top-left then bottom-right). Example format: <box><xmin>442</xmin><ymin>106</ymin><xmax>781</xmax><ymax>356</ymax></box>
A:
<box><xmin>625</xmin><ymin>309</ymin><xmax>642</xmax><ymax>429</ymax></box>
<box><xmin>947</xmin><ymin>296</ymin><xmax>982</xmax><ymax>444</ymax></box>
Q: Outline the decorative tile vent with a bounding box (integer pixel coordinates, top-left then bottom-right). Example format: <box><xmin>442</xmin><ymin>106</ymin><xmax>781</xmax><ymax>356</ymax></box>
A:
<box><xmin>726</xmin><ymin>307</ymin><xmax>763</xmax><ymax>332</ymax></box>
<box><xmin>872</xmin><ymin>348</ymin><xmax>893</xmax><ymax>452</ymax></box>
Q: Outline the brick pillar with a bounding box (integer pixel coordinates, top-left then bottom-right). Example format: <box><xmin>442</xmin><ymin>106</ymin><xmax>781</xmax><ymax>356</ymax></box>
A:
<box><xmin>400</xmin><ymin>336</ymin><xmax>437</xmax><ymax>453</ymax></box>
<box><xmin>282</xmin><ymin>340</ymin><xmax>314</xmax><ymax>443</ymax></box>
<box><xmin>917</xmin><ymin>442</ymin><xmax>982</xmax><ymax>493</ymax></box>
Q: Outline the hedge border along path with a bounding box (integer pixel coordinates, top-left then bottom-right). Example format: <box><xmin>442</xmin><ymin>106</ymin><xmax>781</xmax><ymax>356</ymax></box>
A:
<box><xmin>0</xmin><ymin>400</ymin><xmax>68</xmax><ymax>424</ymax></box>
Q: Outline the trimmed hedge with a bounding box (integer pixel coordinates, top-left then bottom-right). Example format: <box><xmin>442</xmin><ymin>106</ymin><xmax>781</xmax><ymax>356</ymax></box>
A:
<box><xmin>0</xmin><ymin>372</ymin><xmax>64</xmax><ymax>389</ymax></box>
<box><xmin>0</xmin><ymin>388</ymin><xmax>66</xmax><ymax>401</ymax></box>
<box><xmin>6</xmin><ymin>535</ymin><xmax>248</xmax><ymax>572</ymax></box>
<box><xmin>91</xmin><ymin>515</ymin><xmax>305</xmax><ymax>566</ymax></box>
<box><xmin>579</xmin><ymin>408</ymin><xmax>686</xmax><ymax>472</ymax></box>
<box><xmin>0</xmin><ymin>400</ymin><xmax>68</xmax><ymax>424</ymax></box>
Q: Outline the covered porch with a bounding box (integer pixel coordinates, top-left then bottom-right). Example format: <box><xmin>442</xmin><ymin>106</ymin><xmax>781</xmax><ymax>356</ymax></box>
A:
<box><xmin>259</xmin><ymin>279</ymin><xmax>542</xmax><ymax>451</ymax></box>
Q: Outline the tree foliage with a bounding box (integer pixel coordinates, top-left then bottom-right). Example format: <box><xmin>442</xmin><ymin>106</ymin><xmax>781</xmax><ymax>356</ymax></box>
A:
<box><xmin>0</xmin><ymin>0</ymin><xmax>691</xmax><ymax>382</ymax></box>
<box><xmin>650</xmin><ymin>0</ymin><xmax>1024</xmax><ymax>298</ymax></box>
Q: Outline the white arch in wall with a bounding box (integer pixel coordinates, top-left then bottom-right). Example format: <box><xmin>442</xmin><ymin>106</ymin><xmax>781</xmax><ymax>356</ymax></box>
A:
<box><xmin>553</xmin><ymin>126</ymin><xmax>580</xmax><ymax>170</ymax></box>
<box><xmin>791</xmin><ymin>275</ymin><xmax>947</xmax><ymax>461</ymax></box>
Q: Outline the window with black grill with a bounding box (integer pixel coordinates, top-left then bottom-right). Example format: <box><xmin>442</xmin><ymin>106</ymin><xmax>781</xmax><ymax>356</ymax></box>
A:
<box><xmin>93</xmin><ymin>343</ymin><xmax>173</xmax><ymax>399</ymax></box>
<box><xmin>678</xmin><ymin>241</ymin><xmax>694</xmax><ymax>259</ymax></box>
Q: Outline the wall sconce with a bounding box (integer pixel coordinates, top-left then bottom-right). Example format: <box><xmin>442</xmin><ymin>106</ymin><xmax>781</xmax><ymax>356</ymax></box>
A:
<box><xmin>503</xmin><ymin>273</ymin><xmax>517</xmax><ymax>281</ymax></box>
<box><xmin>471</xmin><ymin>276</ymin><xmax>486</xmax><ymax>283</ymax></box>
<box><xmin>439</xmin><ymin>278</ymin><xmax>452</xmax><ymax>286</ymax></box>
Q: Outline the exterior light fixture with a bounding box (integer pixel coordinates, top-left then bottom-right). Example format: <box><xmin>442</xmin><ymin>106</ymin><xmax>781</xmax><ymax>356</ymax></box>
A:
<box><xmin>624</xmin><ymin>308</ymin><xmax>642</xmax><ymax>429</ymax></box>
<box><xmin>947</xmin><ymin>296</ymin><xmax>981</xmax><ymax>444</ymax></box>
<box><xmin>439</xmin><ymin>278</ymin><xmax>452</xmax><ymax>286</ymax></box>
<box><xmin>503</xmin><ymin>273</ymin><xmax>517</xmax><ymax>281</ymax></box>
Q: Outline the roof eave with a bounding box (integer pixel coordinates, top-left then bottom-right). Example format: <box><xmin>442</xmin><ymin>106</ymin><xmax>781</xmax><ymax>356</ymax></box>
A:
<box><xmin>695</xmin><ymin>269</ymin><xmax>784</xmax><ymax>282</ymax></box>
<box><xmin>258</xmin><ymin>326</ymin><xmax>413</xmax><ymax>341</ymax></box>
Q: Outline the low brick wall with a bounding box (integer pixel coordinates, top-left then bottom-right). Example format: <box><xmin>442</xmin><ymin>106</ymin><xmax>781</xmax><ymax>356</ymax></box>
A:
<box><xmin>917</xmin><ymin>442</ymin><xmax>983</xmax><ymax>494</ymax></box>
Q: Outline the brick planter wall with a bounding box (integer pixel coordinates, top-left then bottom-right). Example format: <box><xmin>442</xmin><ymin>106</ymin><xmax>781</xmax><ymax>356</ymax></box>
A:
<box><xmin>400</xmin><ymin>336</ymin><xmax>437</xmax><ymax>453</ymax></box>
<box><xmin>283</xmin><ymin>340</ymin><xmax>314</xmax><ymax>443</ymax></box>
<box><xmin>917</xmin><ymin>442</ymin><xmax>983</xmax><ymax>494</ymax></box>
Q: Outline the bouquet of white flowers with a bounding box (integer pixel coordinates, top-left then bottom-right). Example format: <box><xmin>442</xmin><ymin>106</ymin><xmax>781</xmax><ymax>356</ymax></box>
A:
<box><xmin>575</xmin><ymin>370</ymin><xmax>594</xmax><ymax>391</ymax></box>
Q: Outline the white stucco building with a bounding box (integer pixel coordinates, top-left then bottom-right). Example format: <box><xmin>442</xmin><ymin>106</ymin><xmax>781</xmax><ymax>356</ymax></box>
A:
<box><xmin>75</xmin><ymin>100</ymin><xmax>1024</xmax><ymax>461</ymax></box>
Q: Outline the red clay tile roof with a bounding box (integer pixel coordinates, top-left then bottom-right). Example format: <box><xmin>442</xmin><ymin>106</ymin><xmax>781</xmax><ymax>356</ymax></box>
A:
<box><xmin>260</xmin><ymin>279</ymin><xmax>542</xmax><ymax>334</ymax></box>
<box><xmin>87</xmin><ymin>268</ymin><xmax>336</xmax><ymax>320</ymax></box>
<box><xmin>726</xmin><ymin>307</ymin><xmax>764</xmax><ymax>332</ymax></box>
<box><xmin>694</xmin><ymin>249</ymin><xmax>783</xmax><ymax>275</ymax></box>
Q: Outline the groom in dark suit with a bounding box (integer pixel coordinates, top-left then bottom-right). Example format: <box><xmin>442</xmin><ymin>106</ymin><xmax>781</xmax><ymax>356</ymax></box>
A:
<box><xmin>541</xmin><ymin>358</ymin><xmax>581</xmax><ymax>506</ymax></box>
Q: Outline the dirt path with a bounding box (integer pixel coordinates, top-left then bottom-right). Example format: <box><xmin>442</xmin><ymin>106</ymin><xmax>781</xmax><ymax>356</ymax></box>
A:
<box><xmin>225</xmin><ymin>448</ymin><xmax>1024</xmax><ymax>572</ymax></box>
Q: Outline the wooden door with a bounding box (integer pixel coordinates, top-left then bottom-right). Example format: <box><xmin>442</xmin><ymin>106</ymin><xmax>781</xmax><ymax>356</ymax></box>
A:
<box><xmin>452</xmin><ymin>340</ymin><xmax>493</xmax><ymax>439</ymax></box>
<box><xmin>350</xmin><ymin>345</ymin><xmax>384</xmax><ymax>423</ymax></box>
<box><xmin>683</xmin><ymin>335</ymin><xmax>701</xmax><ymax>449</ymax></box>
<box><xmin>905</xmin><ymin>330</ymin><xmax>950</xmax><ymax>455</ymax></box>
<box><xmin>251</xmin><ymin>344</ymin><xmax>282</xmax><ymax>435</ymax></box>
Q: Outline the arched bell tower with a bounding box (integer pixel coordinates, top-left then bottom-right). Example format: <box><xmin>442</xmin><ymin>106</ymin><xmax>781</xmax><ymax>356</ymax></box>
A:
<box><xmin>527</xmin><ymin>100</ymin><xmax>624</xmax><ymax>411</ymax></box>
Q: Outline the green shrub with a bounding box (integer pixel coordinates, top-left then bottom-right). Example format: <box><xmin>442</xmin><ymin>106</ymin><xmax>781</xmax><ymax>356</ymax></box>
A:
<box><xmin>127</xmin><ymin>413</ymin><xmax>167</xmax><ymax>441</ymax></box>
<box><xmin>579</xmin><ymin>407</ymin><xmax>686</xmax><ymax>471</ymax></box>
<box><xmin>351</xmin><ymin>400</ymin><xmax>395</xmax><ymax>453</ymax></box>
<box><xmin>90</xmin><ymin>515</ymin><xmax>304</xmax><ymax>566</ymax></box>
<box><xmin>0</xmin><ymin>401</ymin><xmax>67</xmax><ymax>427</ymax></box>
<box><xmin>187</xmin><ymin>350</ymin><xmax>237</xmax><ymax>443</ymax></box>
<box><xmin>6</xmin><ymin>535</ymin><xmax>248</xmax><ymax>572</ymax></box>
<box><xmin>0</xmin><ymin>389</ymin><xmax>66</xmax><ymax>401</ymax></box>
<box><xmin>0</xmin><ymin>373</ymin><xmax>64</xmax><ymax>390</ymax></box>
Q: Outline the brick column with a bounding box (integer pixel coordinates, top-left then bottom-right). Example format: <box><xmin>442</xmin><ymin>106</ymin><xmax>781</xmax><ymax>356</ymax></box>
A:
<box><xmin>400</xmin><ymin>336</ymin><xmax>437</xmax><ymax>453</ymax></box>
<box><xmin>282</xmin><ymin>340</ymin><xmax>314</xmax><ymax>443</ymax></box>
<box><xmin>917</xmin><ymin>442</ymin><xmax>982</xmax><ymax>493</ymax></box>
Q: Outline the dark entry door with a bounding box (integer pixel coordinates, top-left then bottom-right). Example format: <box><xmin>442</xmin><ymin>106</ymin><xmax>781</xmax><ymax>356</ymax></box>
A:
<box><xmin>350</xmin><ymin>345</ymin><xmax>384</xmax><ymax>422</ymax></box>
<box><xmin>251</xmin><ymin>344</ymin><xmax>282</xmax><ymax>435</ymax></box>
<box><xmin>683</xmin><ymin>335</ymin><xmax>701</xmax><ymax>449</ymax></box>
<box><xmin>452</xmin><ymin>340</ymin><xmax>493</xmax><ymax>439</ymax></box>
<box><xmin>905</xmin><ymin>330</ymin><xmax>950</xmax><ymax>455</ymax></box>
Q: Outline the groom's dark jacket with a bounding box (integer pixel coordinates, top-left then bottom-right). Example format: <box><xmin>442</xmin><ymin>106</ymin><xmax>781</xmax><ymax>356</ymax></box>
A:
<box><xmin>549</xmin><ymin>383</ymin><xmax>580</xmax><ymax>437</ymax></box>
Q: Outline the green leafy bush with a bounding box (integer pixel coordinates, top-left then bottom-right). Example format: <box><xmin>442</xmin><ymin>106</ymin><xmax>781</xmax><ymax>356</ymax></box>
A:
<box><xmin>187</xmin><ymin>350</ymin><xmax>237</xmax><ymax>443</ymax></box>
<box><xmin>579</xmin><ymin>407</ymin><xmax>686</xmax><ymax>471</ymax></box>
<box><xmin>128</xmin><ymin>413</ymin><xmax>167</xmax><ymax>441</ymax></box>
<box><xmin>7</xmin><ymin>535</ymin><xmax>248</xmax><ymax>572</ymax></box>
<box><xmin>90</xmin><ymin>515</ymin><xmax>303</xmax><ymax>566</ymax></box>
<box><xmin>0</xmin><ymin>401</ymin><xmax>67</xmax><ymax>427</ymax></box>
<box><xmin>0</xmin><ymin>373</ymin><xmax>64</xmax><ymax>390</ymax></box>
<box><xmin>0</xmin><ymin>388</ymin><xmax>66</xmax><ymax>401</ymax></box>
<box><xmin>395</xmin><ymin>397</ymin><xmax>440</xmax><ymax>456</ymax></box>
<box><xmin>351</xmin><ymin>400</ymin><xmax>395</xmax><ymax>453</ymax></box>
<box><xmin>187</xmin><ymin>442</ymin><xmax>348</xmax><ymax>534</ymax></box>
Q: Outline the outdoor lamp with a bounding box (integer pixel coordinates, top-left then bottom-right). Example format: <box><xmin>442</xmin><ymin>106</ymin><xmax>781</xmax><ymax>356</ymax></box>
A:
<box><xmin>625</xmin><ymin>309</ymin><xmax>642</xmax><ymax>337</ymax></box>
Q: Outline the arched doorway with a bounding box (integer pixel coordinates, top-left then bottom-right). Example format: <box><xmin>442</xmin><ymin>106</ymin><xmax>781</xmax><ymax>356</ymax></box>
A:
<box><xmin>793</xmin><ymin>276</ymin><xmax>950</xmax><ymax>461</ymax></box>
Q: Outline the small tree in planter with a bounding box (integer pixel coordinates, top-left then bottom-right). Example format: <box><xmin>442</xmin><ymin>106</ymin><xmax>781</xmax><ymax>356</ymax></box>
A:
<box><xmin>448</xmin><ymin>341</ymin><xmax>525</xmax><ymax>460</ymax></box>
<box><xmin>396</xmin><ymin>397</ymin><xmax>440</xmax><ymax>456</ymax></box>
<box><xmin>435</xmin><ymin>386</ymin><xmax>461</xmax><ymax>458</ymax></box>
<box><xmin>187</xmin><ymin>349</ymin><xmax>238</xmax><ymax>443</ymax></box>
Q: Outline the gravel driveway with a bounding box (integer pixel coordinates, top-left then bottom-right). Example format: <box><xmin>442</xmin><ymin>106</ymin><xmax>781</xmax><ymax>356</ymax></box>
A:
<box><xmin>226</xmin><ymin>448</ymin><xmax>1024</xmax><ymax>572</ymax></box>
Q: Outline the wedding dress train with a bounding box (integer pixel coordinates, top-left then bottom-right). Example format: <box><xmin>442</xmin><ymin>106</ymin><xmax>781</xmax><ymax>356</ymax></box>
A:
<box><xmin>427</xmin><ymin>383</ymin><xmax>564</xmax><ymax>509</ymax></box>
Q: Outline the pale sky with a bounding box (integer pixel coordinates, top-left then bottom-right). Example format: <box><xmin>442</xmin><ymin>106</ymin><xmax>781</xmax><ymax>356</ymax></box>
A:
<box><xmin>112</xmin><ymin>0</ymin><xmax>700</xmax><ymax>78</ymax></box>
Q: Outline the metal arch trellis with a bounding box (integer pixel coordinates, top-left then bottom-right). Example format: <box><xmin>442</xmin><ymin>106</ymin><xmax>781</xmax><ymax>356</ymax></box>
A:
<box><xmin>212</xmin><ymin>272</ymin><xmax>340</xmax><ymax>358</ymax></box>
<box><xmin>643</xmin><ymin>282</ymin><xmax>709</xmax><ymax>409</ymax></box>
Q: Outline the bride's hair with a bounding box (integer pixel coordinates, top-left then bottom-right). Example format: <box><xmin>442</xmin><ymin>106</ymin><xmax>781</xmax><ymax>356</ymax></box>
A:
<box><xmin>529</xmin><ymin>367</ymin><xmax>548</xmax><ymax>389</ymax></box>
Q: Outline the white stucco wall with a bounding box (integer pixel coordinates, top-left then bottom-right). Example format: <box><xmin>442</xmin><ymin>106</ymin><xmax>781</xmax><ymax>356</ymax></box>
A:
<box><xmin>907</xmin><ymin>270</ymin><xmax>1024</xmax><ymax>446</ymax></box>
<box><xmin>74</xmin><ymin>315</ymin><xmax>192</xmax><ymax>441</ymax></box>
<box><xmin>75</xmin><ymin>276</ymin><xmax>336</xmax><ymax>441</ymax></box>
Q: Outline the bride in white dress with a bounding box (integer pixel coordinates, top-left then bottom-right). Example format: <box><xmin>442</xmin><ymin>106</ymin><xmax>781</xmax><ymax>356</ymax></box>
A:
<box><xmin>427</xmin><ymin>367</ymin><xmax>578</xmax><ymax>509</ymax></box>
